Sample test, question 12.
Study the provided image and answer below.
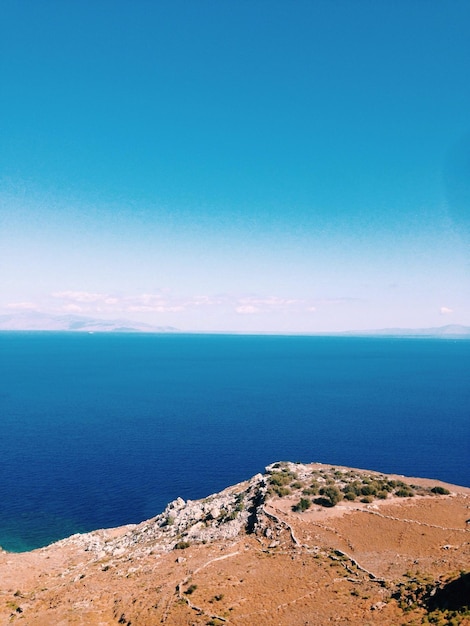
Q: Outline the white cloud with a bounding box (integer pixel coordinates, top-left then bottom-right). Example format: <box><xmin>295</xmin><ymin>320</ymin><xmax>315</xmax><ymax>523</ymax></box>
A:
<box><xmin>235</xmin><ymin>305</ymin><xmax>259</xmax><ymax>314</ymax></box>
<box><xmin>128</xmin><ymin>293</ymin><xmax>166</xmax><ymax>305</ymax></box>
<box><xmin>51</xmin><ymin>290</ymin><xmax>191</xmax><ymax>314</ymax></box>
<box><xmin>127</xmin><ymin>304</ymin><xmax>185</xmax><ymax>313</ymax></box>
<box><xmin>190</xmin><ymin>295</ymin><xmax>226</xmax><ymax>307</ymax></box>
<box><xmin>125</xmin><ymin>294</ymin><xmax>227</xmax><ymax>312</ymax></box>
<box><xmin>48</xmin><ymin>290</ymin><xmax>338</xmax><ymax>320</ymax></box>
<box><xmin>440</xmin><ymin>306</ymin><xmax>454</xmax><ymax>315</ymax></box>
<box><xmin>6</xmin><ymin>301</ymin><xmax>38</xmax><ymax>310</ymax></box>
<box><xmin>52</xmin><ymin>291</ymin><xmax>107</xmax><ymax>303</ymax></box>
<box><xmin>61</xmin><ymin>303</ymin><xmax>84</xmax><ymax>312</ymax></box>
<box><xmin>316</xmin><ymin>297</ymin><xmax>362</xmax><ymax>306</ymax></box>
<box><xmin>236</xmin><ymin>296</ymin><xmax>300</xmax><ymax>311</ymax></box>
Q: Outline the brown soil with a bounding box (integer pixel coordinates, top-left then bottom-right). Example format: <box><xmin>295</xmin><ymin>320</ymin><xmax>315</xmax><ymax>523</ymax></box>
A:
<box><xmin>1</xmin><ymin>464</ymin><xmax>469</xmax><ymax>625</ymax></box>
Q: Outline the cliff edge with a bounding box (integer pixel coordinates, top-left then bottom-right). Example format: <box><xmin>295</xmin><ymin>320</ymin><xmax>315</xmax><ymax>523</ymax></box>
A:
<box><xmin>1</xmin><ymin>462</ymin><xmax>469</xmax><ymax>625</ymax></box>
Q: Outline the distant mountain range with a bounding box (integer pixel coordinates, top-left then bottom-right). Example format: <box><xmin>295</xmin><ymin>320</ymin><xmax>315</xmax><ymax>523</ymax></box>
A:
<box><xmin>0</xmin><ymin>312</ymin><xmax>178</xmax><ymax>333</ymax></box>
<box><xmin>0</xmin><ymin>313</ymin><xmax>469</xmax><ymax>337</ymax></box>
<box><xmin>338</xmin><ymin>324</ymin><xmax>470</xmax><ymax>338</ymax></box>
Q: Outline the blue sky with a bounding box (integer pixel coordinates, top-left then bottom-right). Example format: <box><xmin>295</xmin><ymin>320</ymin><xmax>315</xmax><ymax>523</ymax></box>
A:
<box><xmin>1</xmin><ymin>0</ymin><xmax>469</xmax><ymax>332</ymax></box>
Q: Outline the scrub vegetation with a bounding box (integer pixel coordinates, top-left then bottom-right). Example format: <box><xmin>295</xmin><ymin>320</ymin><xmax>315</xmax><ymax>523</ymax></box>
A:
<box><xmin>266</xmin><ymin>462</ymin><xmax>452</xmax><ymax>510</ymax></box>
<box><xmin>392</xmin><ymin>570</ymin><xmax>470</xmax><ymax>624</ymax></box>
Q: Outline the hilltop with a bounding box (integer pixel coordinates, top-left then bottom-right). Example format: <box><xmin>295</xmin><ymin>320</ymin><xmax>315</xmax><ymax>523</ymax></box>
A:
<box><xmin>1</xmin><ymin>462</ymin><xmax>469</xmax><ymax>625</ymax></box>
<box><xmin>0</xmin><ymin>312</ymin><xmax>177</xmax><ymax>333</ymax></box>
<box><xmin>339</xmin><ymin>324</ymin><xmax>470</xmax><ymax>338</ymax></box>
<box><xmin>1</xmin><ymin>313</ymin><xmax>469</xmax><ymax>338</ymax></box>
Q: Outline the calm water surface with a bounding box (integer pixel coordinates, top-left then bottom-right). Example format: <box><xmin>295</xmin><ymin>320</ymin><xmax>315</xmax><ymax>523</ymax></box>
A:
<box><xmin>0</xmin><ymin>332</ymin><xmax>468</xmax><ymax>551</ymax></box>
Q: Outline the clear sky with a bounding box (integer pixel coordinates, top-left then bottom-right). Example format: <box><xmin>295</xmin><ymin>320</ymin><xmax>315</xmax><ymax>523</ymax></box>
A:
<box><xmin>1</xmin><ymin>0</ymin><xmax>469</xmax><ymax>332</ymax></box>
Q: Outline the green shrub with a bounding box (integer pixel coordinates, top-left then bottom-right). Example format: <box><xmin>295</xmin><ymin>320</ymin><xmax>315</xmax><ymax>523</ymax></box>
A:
<box><xmin>431</xmin><ymin>486</ymin><xmax>450</xmax><ymax>495</ymax></box>
<box><xmin>174</xmin><ymin>540</ymin><xmax>191</xmax><ymax>550</ymax></box>
<box><xmin>316</xmin><ymin>486</ymin><xmax>342</xmax><ymax>507</ymax></box>
<box><xmin>269</xmin><ymin>473</ymin><xmax>289</xmax><ymax>486</ymax></box>
<box><xmin>345</xmin><ymin>481</ymin><xmax>362</xmax><ymax>496</ymax></box>
<box><xmin>269</xmin><ymin>469</ymin><xmax>296</xmax><ymax>487</ymax></box>
<box><xmin>395</xmin><ymin>487</ymin><xmax>414</xmax><ymax>498</ymax></box>
<box><xmin>292</xmin><ymin>497</ymin><xmax>312</xmax><ymax>512</ymax></box>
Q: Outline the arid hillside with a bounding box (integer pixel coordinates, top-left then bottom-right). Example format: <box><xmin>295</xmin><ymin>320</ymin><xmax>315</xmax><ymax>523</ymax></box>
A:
<box><xmin>1</xmin><ymin>462</ymin><xmax>469</xmax><ymax>625</ymax></box>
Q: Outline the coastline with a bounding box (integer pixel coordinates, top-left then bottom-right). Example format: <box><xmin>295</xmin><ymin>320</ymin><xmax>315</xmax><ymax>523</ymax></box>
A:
<box><xmin>1</xmin><ymin>462</ymin><xmax>469</xmax><ymax>624</ymax></box>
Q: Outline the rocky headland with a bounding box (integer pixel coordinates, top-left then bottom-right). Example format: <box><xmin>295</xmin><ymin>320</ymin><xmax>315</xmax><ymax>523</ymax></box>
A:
<box><xmin>1</xmin><ymin>462</ymin><xmax>469</xmax><ymax>625</ymax></box>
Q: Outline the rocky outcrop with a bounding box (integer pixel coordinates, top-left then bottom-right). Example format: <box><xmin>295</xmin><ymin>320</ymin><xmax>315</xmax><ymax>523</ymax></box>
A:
<box><xmin>55</xmin><ymin>470</ymin><xmax>271</xmax><ymax>562</ymax></box>
<box><xmin>53</xmin><ymin>460</ymin><xmax>463</xmax><ymax>564</ymax></box>
<box><xmin>2</xmin><ymin>462</ymin><xmax>469</xmax><ymax>625</ymax></box>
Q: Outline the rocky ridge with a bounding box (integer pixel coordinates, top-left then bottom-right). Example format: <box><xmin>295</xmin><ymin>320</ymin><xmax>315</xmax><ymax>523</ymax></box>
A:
<box><xmin>1</xmin><ymin>462</ymin><xmax>469</xmax><ymax>625</ymax></box>
<box><xmin>56</xmin><ymin>469</ymin><xmax>269</xmax><ymax>559</ymax></box>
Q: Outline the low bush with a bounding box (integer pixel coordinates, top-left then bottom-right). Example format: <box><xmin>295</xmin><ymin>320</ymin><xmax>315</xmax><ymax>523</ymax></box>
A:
<box><xmin>269</xmin><ymin>468</ymin><xmax>297</xmax><ymax>487</ymax></box>
<box><xmin>360</xmin><ymin>484</ymin><xmax>377</xmax><ymax>496</ymax></box>
<box><xmin>292</xmin><ymin>497</ymin><xmax>312</xmax><ymax>512</ymax></box>
<box><xmin>395</xmin><ymin>487</ymin><xmax>415</xmax><ymax>498</ymax></box>
<box><xmin>316</xmin><ymin>485</ymin><xmax>342</xmax><ymax>507</ymax></box>
<box><xmin>431</xmin><ymin>486</ymin><xmax>450</xmax><ymax>495</ymax></box>
<box><xmin>343</xmin><ymin>481</ymin><xmax>361</xmax><ymax>496</ymax></box>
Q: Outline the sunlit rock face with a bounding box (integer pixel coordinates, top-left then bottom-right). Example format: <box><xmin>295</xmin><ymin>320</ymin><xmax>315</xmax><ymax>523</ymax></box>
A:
<box><xmin>1</xmin><ymin>463</ymin><xmax>469</xmax><ymax>626</ymax></box>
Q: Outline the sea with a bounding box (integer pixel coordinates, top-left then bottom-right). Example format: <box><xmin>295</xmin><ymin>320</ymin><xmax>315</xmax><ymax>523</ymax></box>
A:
<box><xmin>0</xmin><ymin>332</ymin><xmax>469</xmax><ymax>552</ymax></box>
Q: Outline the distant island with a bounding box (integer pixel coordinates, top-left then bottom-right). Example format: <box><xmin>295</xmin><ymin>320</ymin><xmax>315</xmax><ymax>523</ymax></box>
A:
<box><xmin>0</xmin><ymin>312</ymin><xmax>178</xmax><ymax>333</ymax></box>
<box><xmin>1</xmin><ymin>312</ymin><xmax>469</xmax><ymax>338</ymax></box>
<box><xmin>337</xmin><ymin>324</ymin><xmax>470</xmax><ymax>338</ymax></box>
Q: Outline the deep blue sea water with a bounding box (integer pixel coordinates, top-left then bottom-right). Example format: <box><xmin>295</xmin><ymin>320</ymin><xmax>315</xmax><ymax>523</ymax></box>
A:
<box><xmin>0</xmin><ymin>332</ymin><xmax>469</xmax><ymax>552</ymax></box>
